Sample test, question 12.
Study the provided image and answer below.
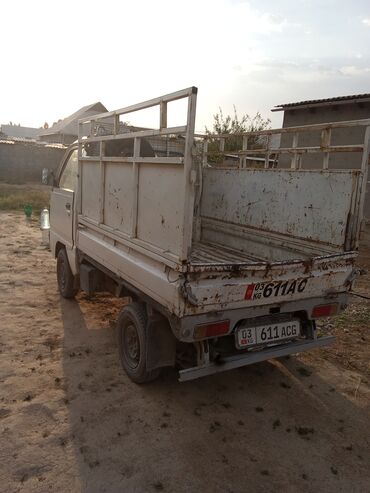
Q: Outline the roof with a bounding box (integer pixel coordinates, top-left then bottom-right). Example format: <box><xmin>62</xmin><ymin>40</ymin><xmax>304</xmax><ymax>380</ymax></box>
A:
<box><xmin>0</xmin><ymin>136</ymin><xmax>67</xmax><ymax>148</ymax></box>
<box><xmin>0</xmin><ymin>124</ymin><xmax>41</xmax><ymax>139</ymax></box>
<box><xmin>272</xmin><ymin>93</ymin><xmax>370</xmax><ymax>112</ymax></box>
<box><xmin>39</xmin><ymin>102</ymin><xmax>108</xmax><ymax>137</ymax></box>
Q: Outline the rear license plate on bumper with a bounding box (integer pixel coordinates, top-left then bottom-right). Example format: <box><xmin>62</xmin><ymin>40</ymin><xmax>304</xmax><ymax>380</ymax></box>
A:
<box><xmin>236</xmin><ymin>320</ymin><xmax>300</xmax><ymax>349</ymax></box>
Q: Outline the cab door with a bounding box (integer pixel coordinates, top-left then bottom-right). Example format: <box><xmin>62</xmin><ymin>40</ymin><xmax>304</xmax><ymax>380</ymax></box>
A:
<box><xmin>50</xmin><ymin>147</ymin><xmax>78</xmax><ymax>252</ymax></box>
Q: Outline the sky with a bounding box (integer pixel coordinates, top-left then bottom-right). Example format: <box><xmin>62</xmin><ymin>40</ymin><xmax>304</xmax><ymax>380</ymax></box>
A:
<box><xmin>1</xmin><ymin>0</ymin><xmax>370</xmax><ymax>132</ymax></box>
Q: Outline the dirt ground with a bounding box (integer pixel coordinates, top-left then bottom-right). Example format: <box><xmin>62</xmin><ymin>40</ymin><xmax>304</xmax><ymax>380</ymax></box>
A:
<box><xmin>0</xmin><ymin>212</ymin><xmax>369</xmax><ymax>493</ymax></box>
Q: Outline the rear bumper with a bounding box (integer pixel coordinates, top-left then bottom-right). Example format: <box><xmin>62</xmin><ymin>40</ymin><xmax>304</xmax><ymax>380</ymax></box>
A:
<box><xmin>178</xmin><ymin>336</ymin><xmax>335</xmax><ymax>382</ymax></box>
<box><xmin>175</xmin><ymin>293</ymin><xmax>348</xmax><ymax>341</ymax></box>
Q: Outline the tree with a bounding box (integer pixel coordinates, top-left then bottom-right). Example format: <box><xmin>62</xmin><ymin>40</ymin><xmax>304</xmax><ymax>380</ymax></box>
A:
<box><xmin>205</xmin><ymin>106</ymin><xmax>271</xmax><ymax>161</ymax></box>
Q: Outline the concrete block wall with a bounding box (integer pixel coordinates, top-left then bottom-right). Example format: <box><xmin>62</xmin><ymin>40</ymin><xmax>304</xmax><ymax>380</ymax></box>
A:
<box><xmin>0</xmin><ymin>141</ymin><xmax>66</xmax><ymax>184</ymax></box>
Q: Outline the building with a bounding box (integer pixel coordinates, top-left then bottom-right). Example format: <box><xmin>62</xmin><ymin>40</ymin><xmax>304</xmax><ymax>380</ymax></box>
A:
<box><xmin>272</xmin><ymin>93</ymin><xmax>370</xmax><ymax>220</ymax></box>
<box><xmin>0</xmin><ymin>124</ymin><xmax>41</xmax><ymax>140</ymax></box>
<box><xmin>273</xmin><ymin>93</ymin><xmax>370</xmax><ymax>125</ymax></box>
<box><xmin>38</xmin><ymin>102</ymin><xmax>108</xmax><ymax>145</ymax></box>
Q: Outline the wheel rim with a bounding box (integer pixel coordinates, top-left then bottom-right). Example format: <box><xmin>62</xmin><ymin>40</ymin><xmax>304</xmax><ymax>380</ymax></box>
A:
<box><xmin>123</xmin><ymin>322</ymin><xmax>140</xmax><ymax>369</ymax></box>
<box><xmin>57</xmin><ymin>255</ymin><xmax>66</xmax><ymax>291</ymax></box>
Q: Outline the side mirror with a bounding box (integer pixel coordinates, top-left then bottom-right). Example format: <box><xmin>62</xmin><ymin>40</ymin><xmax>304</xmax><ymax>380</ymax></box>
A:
<box><xmin>42</xmin><ymin>168</ymin><xmax>55</xmax><ymax>186</ymax></box>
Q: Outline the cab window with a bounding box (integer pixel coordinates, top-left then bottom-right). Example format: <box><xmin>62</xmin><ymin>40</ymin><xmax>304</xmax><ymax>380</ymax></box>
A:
<box><xmin>59</xmin><ymin>150</ymin><xmax>78</xmax><ymax>191</ymax></box>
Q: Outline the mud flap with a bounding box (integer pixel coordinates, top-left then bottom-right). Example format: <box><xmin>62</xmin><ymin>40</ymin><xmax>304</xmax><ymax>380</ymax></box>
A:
<box><xmin>146</xmin><ymin>315</ymin><xmax>176</xmax><ymax>371</ymax></box>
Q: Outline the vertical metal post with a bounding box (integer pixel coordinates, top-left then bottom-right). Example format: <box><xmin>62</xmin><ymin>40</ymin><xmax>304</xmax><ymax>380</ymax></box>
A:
<box><xmin>291</xmin><ymin>132</ymin><xmax>299</xmax><ymax>169</ymax></box>
<box><xmin>321</xmin><ymin>128</ymin><xmax>331</xmax><ymax>169</ymax></box>
<box><xmin>160</xmin><ymin>101</ymin><xmax>167</xmax><ymax>129</ymax></box>
<box><xmin>180</xmin><ymin>88</ymin><xmax>197</xmax><ymax>261</ymax></box>
<box><xmin>160</xmin><ymin>101</ymin><xmax>168</xmax><ymax>158</ymax></box>
<box><xmin>219</xmin><ymin>138</ymin><xmax>225</xmax><ymax>152</ymax></box>
<box><xmin>355</xmin><ymin>125</ymin><xmax>370</xmax><ymax>245</ymax></box>
<box><xmin>114</xmin><ymin>114</ymin><xmax>119</xmax><ymax>135</ymax></box>
<box><xmin>202</xmin><ymin>139</ymin><xmax>208</xmax><ymax>167</ymax></box>
<box><xmin>264</xmin><ymin>134</ymin><xmax>270</xmax><ymax>169</ymax></box>
<box><xmin>131</xmin><ymin>137</ymin><xmax>141</xmax><ymax>238</ymax></box>
<box><xmin>241</xmin><ymin>135</ymin><xmax>248</xmax><ymax>168</ymax></box>
<box><xmin>77</xmin><ymin>122</ymin><xmax>83</xmax><ymax>215</ymax></box>
<box><xmin>99</xmin><ymin>141</ymin><xmax>106</xmax><ymax>224</ymax></box>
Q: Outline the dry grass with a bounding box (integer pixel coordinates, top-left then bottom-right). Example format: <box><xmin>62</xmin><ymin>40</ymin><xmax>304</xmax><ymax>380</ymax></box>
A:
<box><xmin>333</xmin><ymin>303</ymin><xmax>370</xmax><ymax>328</ymax></box>
<box><xmin>0</xmin><ymin>184</ymin><xmax>50</xmax><ymax>214</ymax></box>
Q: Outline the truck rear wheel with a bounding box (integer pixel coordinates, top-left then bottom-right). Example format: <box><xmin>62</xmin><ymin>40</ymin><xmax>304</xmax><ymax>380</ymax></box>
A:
<box><xmin>57</xmin><ymin>248</ymin><xmax>78</xmax><ymax>299</ymax></box>
<box><xmin>117</xmin><ymin>303</ymin><xmax>161</xmax><ymax>384</ymax></box>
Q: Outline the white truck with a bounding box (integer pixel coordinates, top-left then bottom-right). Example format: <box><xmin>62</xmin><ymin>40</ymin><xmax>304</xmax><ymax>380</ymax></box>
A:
<box><xmin>47</xmin><ymin>87</ymin><xmax>370</xmax><ymax>382</ymax></box>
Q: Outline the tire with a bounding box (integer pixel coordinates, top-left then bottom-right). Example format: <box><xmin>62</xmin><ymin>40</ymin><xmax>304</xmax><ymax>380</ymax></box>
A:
<box><xmin>117</xmin><ymin>303</ymin><xmax>161</xmax><ymax>384</ymax></box>
<box><xmin>57</xmin><ymin>248</ymin><xmax>78</xmax><ymax>299</ymax></box>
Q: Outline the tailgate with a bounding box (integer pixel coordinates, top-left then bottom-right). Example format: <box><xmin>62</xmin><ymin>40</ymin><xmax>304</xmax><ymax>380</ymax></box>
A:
<box><xmin>183</xmin><ymin>252</ymin><xmax>356</xmax><ymax>313</ymax></box>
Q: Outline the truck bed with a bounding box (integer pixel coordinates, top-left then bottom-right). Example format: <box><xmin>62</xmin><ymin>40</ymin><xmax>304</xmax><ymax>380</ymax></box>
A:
<box><xmin>189</xmin><ymin>242</ymin><xmax>264</xmax><ymax>265</ymax></box>
<box><xmin>73</xmin><ymin>88</ymin><xmax>369</xmax><ymax>320</ymax></box>
<box><xmin>189</xmin><ymin>240</ymin><xmax>313</xmax><ymax>269</ymax></box>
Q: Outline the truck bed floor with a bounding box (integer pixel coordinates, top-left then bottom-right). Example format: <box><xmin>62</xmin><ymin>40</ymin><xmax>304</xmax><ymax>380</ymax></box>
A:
<box><xmin>189</xmin><ymin>242</ymin><xmax>264</xmax><ymax>266</ymax></box>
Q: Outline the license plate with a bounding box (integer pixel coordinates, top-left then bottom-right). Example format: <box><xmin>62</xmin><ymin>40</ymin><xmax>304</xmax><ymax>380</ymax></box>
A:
<box><xmin>236</xmin><ymin>320</ymin><xmax>300</xmax><ymax>348</ymax></box>
<box><xmin>244</xmin><ymin>279</ymin><xmax>308</xmax><ymax>300</ymax></box>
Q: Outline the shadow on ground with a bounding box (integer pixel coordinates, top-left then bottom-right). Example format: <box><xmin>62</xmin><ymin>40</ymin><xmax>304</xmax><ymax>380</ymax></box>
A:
<box><xmin>60</xmin><ymin>296</ymin><xmax>370</xmax><ymax>493</ymax></box>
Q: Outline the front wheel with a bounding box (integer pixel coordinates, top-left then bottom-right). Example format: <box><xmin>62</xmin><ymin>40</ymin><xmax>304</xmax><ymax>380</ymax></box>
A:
<box><xmin>117</xmin><ymin>303</ymin><xmax>161</xmax><ymax>384</ymax></box>
<box><xmin>57</xmin><ymin>248</ymin><xmax>78</xmax><ymax>298</ymax></box>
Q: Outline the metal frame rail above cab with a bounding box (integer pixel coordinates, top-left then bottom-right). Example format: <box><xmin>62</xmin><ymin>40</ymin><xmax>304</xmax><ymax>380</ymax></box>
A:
<box><xmin>76</xmin><ymin>87</ymin><xmax>198</xmax><ymax>264</ymax></box>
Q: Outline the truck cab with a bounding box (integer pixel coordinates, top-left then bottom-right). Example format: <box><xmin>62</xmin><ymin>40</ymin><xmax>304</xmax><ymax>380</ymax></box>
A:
<box><xmin>50</xmin><ymin>145</ymin><xmax>79</xmax><ymax>292</ymax></box>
